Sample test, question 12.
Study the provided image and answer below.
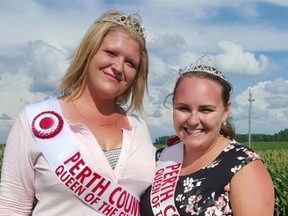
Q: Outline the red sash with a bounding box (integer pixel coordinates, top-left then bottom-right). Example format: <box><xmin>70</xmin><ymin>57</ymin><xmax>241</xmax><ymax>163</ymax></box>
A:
<box><xmin>25</xmin><ymin>98</ymin><xmax>140</xmax><ymax>216</ymax></box>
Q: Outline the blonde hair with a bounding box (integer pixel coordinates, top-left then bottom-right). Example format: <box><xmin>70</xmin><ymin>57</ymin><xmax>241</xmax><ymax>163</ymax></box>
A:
<box><xmin>58</xmin><ymin>10</ymin><xmax>149</xmax><ymax>113</ymax></box>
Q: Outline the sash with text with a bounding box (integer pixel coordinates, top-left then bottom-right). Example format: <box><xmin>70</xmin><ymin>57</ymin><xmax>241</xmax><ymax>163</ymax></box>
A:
<box><xmin>150</xmin><ymin>142</ymin><xmax>183</xmax><ymax>216</ymax></box>
<box><xmin>25</xmin><ymin>98</ymin><xmax>140</xmax><ymax>216</ymax></box>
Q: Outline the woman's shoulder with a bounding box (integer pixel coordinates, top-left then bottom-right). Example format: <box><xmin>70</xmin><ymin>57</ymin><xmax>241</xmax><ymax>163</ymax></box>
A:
<box><xmin>221</xmin><ymin>140</ymin><xmax>262</xmax><ymax>167</ymax></box>
<box><xmin>127</xmin><ymin>112</ymin><xmax>148</xmax><ymax>127</ymax></box>
<box><xmin>226</xmin><ymin>140</ymin><xmax>260</xmax><ymax>157</ymax></box>
<box><xmin>155</xmin><ymin>136</ymin><xmax>181</xmax><ymax>161</ymax></box>
<box><xmin>127</xmin><ymin>112</ymin><xmax>142</xmax><ymax>120</ymax></box>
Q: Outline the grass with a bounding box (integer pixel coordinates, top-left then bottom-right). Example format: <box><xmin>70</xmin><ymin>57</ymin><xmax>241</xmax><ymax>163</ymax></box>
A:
<box><xmin>242</xmin><ymin>141</ymin><xmax>288</xmax><ymax>150</ymax></box>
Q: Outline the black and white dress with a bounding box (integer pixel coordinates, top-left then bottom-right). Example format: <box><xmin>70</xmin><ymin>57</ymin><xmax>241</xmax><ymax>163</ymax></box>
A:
<box><xmin>140</xmin><ymin>140</ymin><xmax>262</xmax><ymax>216</ymax></box>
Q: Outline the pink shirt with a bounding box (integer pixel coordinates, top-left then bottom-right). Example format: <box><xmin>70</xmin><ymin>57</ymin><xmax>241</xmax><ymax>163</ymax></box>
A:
<box><xmin>0</xmin><ymin>110</ymin><xmax>156</xmax><ymax>215</ymax></box>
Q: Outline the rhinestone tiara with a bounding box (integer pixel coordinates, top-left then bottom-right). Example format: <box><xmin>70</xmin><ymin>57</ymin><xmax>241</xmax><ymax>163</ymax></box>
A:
<box><xmin>179</xmin><ymin>55</ymin><xmax>227</xmax><ymax>81</ymax></box>
<box><xmin>98</xmin><ymin>12</ymin><xmax>145</xmax><ymax>38</ymax></box>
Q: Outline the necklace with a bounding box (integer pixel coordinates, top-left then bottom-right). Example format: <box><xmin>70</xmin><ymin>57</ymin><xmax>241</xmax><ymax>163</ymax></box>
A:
<box><xmin>72</xmin><ymin>101</ymin><xmax>122</xmax><ymax>127</ymax></box>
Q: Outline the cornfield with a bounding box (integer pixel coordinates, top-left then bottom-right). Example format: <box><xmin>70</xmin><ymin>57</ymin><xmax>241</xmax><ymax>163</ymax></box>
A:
<box><xmin>258</xmin><ymin>149</ymin><xmax>288</xmax><ymax>216</ymax></box>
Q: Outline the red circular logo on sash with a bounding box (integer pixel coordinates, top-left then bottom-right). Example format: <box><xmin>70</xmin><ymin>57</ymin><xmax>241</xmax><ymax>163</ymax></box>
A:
<box><xmin>32</xmin><ymin>111</ymin><xmax>64</xmax><ymax>139</ymax></box>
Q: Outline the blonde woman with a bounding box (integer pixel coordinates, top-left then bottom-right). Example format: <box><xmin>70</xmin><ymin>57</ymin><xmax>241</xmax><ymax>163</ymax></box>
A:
<box><xmin>0</xmin><ymin>10</ymin><xmax>156</xmax><ymax>215</ymax></box>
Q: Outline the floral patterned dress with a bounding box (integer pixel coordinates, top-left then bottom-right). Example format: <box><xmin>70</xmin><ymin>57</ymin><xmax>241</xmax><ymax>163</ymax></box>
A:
<box><xmin>140</xmin><ymin>140</ymin><xmax>261</xmax><ymax>216</ymax></box>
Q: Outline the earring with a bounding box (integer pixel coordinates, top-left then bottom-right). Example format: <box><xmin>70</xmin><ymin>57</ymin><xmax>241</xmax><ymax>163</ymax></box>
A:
<box><xmin>223</xmin><ymin>121</ymin><xmax>227</xmax><ymax>126</ymax></box>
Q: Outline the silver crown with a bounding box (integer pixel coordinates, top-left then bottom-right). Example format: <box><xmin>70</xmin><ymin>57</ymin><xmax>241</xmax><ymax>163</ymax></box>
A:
<box><xmin>99</xmin><ymin>12</ymin><xmax>145</xmax><ymax>38</ymax></box>
<box><xmin>179</xmin><ymin>55</ymin><xmax>227</xmax><ymax>81</ymax></box>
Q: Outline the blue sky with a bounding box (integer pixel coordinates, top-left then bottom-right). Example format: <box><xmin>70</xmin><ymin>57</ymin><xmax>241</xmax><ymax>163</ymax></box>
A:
<box><xmin>0</xmin><ymin>0</ymin><xmax>288</xmax><ymax>143</ymax></box>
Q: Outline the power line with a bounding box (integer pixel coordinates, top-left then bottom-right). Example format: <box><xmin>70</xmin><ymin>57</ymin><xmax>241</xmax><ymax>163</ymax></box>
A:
<box><xmin>248</xmin><ymin>88</ymin><xmax>255</xmax><ymax>148</ymax></box>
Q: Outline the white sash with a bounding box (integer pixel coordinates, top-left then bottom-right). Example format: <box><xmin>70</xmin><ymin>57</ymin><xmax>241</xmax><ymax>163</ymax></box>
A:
<box><xmin>150</xmin><ymin>142</ymin><xmax>183</xmax><ymax>216</ymax></box>
<box><xmin>25</xmin><ymin>98</ymin><xmax>140</xmax><ymax>216</ymax></box>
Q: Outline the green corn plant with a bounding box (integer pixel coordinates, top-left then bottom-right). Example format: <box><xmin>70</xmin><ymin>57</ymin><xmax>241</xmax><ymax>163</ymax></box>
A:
<box><xmin>259</xmin><ymin>149</ymin><xmax>288</xmax><ymax>216</ymax></box>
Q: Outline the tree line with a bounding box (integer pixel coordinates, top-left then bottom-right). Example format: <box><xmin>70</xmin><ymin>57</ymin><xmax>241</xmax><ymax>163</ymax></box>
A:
<box><xmin>154</xmin><ymin>128</ymin><xmax>288</xmax><ymax>145</ymax></box>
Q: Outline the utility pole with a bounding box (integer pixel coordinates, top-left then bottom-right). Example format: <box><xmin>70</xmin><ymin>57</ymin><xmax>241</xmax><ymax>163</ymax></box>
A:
<box><xmin>248</xmin><ymin>88</ymin><xmax>255</xmax><ymax>148</ymax></box>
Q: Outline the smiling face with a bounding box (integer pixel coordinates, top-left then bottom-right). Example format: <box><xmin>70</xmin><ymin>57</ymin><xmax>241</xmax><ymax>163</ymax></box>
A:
<box><xmin>85</xmin><ymin>30</ymin><xmax>141</xmax><ymax>101</ymax></box>
<box><xmin>173</xmin><ymin>76</ymin><xmax>230</xmax><ymax>151</ymax></box>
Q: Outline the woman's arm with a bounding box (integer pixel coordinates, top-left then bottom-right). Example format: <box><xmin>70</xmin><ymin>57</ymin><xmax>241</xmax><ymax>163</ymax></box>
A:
<box><xmin>0</xmin><ymin>112</ymin><xmax>35</xmax><ymax>215</ymax></box>
<box><xmin>230</xmin><ymin>159</ymin><xmax>274</xmax><ymax>216</ymax></box>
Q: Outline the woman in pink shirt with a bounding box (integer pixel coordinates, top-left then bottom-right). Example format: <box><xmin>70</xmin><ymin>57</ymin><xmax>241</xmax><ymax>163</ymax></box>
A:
<box><xmin>0</xmin><ymin>10</ymin><xmax>156</xmax><ymax>216</ymax></box>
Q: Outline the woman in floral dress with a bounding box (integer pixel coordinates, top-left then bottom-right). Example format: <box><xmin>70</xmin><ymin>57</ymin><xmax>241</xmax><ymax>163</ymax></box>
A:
<box><xmin>140</xmin><ymin>56</ymin><xmax>274</xmax><ymax>216</ymax></box>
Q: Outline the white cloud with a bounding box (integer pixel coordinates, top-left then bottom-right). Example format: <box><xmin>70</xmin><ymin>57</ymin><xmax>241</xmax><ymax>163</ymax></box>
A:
<box><xmin>0</xmin><ymin>40</ymin><xmax>69</xmax><ymax>143</ymax></box>
<box><xmin>215</xmin><ymin>41</ymin><xmax>273</xmax><ymax>75</ymax></box>
<box><xmin>260</xmin><ymin>0</ymin><xmax>288</xmax><ymax>7</ymax></box>
<box><xmin>0</xmin><ymin>0</ymin><xmax>93</xmax><ymax>51</ymax></box>
<box><xmin>22</xmin><ymin>40</ymin><xmax>69</xmax><ymax>93</ymax></box>
<box><xmin>232</xmin><ymin>79</ymin><xmax>288</xmax><ymax>134</ymax></box>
